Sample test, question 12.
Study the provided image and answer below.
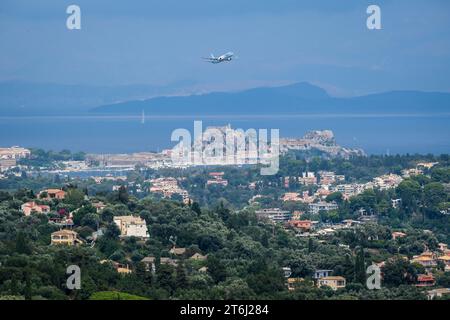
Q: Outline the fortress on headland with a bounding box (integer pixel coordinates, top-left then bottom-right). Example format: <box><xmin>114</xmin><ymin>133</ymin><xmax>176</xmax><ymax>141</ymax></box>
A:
<box><xmin>85</xmin><ymin>128</ymin><xmax>365</xmax><ymax>169</ymax></box>
<box><xmin>280</xmin><ymin>130</ymin><xmax>365</xmax><ymax>159</ymax></box>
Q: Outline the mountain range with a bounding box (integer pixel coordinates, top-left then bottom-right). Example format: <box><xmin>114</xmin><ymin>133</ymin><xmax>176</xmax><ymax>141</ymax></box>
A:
<box><xmin>91</xmin><ymin>82</ymin><xmax>450</xmax><ymax>116</ymax></box>
<box><xmin>1</xmin><ymin>81</ymin><xmax>450</xmax><ymax>116</ymax></box>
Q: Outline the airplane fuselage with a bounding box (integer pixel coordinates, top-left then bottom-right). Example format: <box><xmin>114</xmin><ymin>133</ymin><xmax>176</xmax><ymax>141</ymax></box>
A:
<box><xmin>205</xmin><ymin>52</ymin><xmax>234</xmax><ymax>64</ymax></box>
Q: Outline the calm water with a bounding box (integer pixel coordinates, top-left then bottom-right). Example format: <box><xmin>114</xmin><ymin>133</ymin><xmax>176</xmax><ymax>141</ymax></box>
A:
<box><xmin>0</xmin><ymin>114</ymin><xmax>449</xmax><ymax>155</ymax></box>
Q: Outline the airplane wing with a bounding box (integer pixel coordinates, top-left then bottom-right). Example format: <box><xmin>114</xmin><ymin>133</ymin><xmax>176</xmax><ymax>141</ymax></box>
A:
<box><xmin>202</xmin><ymin>53</ymin><xmax>217</xmax><ymax>61</ymax></box>
<box><xmin>202</xmin><ymin>57</ymin><xmax>218</xmax><ymax>63</ymax></box>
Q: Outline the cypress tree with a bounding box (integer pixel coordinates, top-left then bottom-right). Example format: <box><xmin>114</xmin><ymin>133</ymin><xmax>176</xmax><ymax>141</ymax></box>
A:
<box><xmin>354</xmin><ymin>247</ymin><xmax>366</xmax><ymax>284</ymax></box>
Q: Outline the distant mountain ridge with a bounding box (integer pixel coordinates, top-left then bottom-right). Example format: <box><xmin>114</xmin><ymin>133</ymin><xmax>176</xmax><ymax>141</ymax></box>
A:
<box><xmin>1</xmin><ymin>81</ymin><xmax>450</xmax><ymax>116</ymax></box>
<box><xmin>91</xmin><ymin>82</ymin><xmax>450</xmax><ymax>115</ymax></box>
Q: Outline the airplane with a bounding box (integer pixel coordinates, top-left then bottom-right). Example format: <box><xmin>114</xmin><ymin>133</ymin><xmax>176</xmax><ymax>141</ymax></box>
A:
<box><xmin>203</xmin><ymin>52</ymin><xmax>235</xmax><ymax>64</ymax></box>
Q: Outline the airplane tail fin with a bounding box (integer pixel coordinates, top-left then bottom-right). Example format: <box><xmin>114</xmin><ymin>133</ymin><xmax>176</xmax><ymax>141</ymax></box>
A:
<box><xmin>210</xmin><ymin>53</ymin><xmax>215</xmax><ymax>59</ymax></box>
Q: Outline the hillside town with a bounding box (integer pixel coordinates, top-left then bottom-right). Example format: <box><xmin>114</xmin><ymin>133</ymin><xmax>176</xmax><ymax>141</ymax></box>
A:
<box><xmin>10</xmin><ymin>179</ymin><xmax>450</xmax><ymax>298</ymax></box>
<box><xmin>0</xmin><ymin>144</ymin><xmax>449</xmax><ymax>300</ymax></box>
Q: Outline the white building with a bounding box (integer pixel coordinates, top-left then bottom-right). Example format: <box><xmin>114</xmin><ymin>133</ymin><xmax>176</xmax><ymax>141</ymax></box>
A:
<box><xmin>255</xmin><ymin>208</ymin><xmax>291</xmax><ymax>223</ymax></box>
<box><xmin>318</xmin><ymin>171</ymin><xmax>345</xmax><ymax>185</ymax></box>
<box><xmin>392</xmin><ymin>199</ymin><xmax>402</xmax><ymax>209</ymax></box>
<box><xmin>308</xmin><ymin>201</ymin><xmax>339</xmax><ymax>215</ymax></box>
<box><xmin>298</xmin><ymin>172</ymin><xmax>317</xmax><ymax>186</ymax></box>
<box><xmin>114</xmin><ymin>216</ymin><xmax>149</xmax><ymax>239</ymax></box>
<box><xmin>372</xmin><ymin>174</ymin><xmax>403</xmax><ymax>190</ymax></box>
<box><xmin>0</xmin><ymin>146</ymin><xmax>31</xmax><ymax>160</ymax></box>
<box><xmin>332</xmin><ymin>184</ymin><xmax>365</xmax><ymax>198</ymax></box>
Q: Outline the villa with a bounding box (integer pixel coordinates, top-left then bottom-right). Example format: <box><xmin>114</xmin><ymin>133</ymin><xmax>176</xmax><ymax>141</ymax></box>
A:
<box><xmin>287</xmin><ymin>278</ymin><xmax>304</xmax><ymax>291</ymax></box>
<box><xmin>438</xmin><ymin>255</ymin><xmax>450</xmax><ymax>271</ymax></box>
<box><xmin>415</xmin><ymin>274</ymin><xmax>436</xmax><ymax>287</ymax></box>
<box><xmin>141</xmin><ymin>256</ymin><xmax>179</xmax><ymax>271</ymax></box>
<box><xmin>288</xmin><ymin>220</ymin><xmax>312</xmax><ymax>232</ymax></box>
<box><xmin>317</xmin><ymin>276</ymin><xmax>346</xmax><ymax>290</ymax></box>
<box><xmin>21</xmin><ymin>201</ymin><xmax>50</xmax><ymax>216</ymax></box>
<box><xmin>114</xmin><ymin>215</ymin><xmax>149</xmax><ymax>239</ymax></box>
<box><xmin>100</xmin><ymin>260</ymin><xmax>132</xmax><ymax>274</ymax></box>
<box><xmin>190</xmin><ymin>253</ymin><xmax>207</xmax><ymax>261</ymax></box>
<box><xmin>51</xmin><ymin>230</ymin><xmax>83</xmax><ymax>246</ymax></box>
<box><xmin>170</xmin><ymin>247</ymin><xmax>187</xmax><ymax>256</ymax></box>
<box><xmin>206</xmin><ymin>172</ymin><xmax>228</xmax><ymax>186</ymax></box>
<box><xmin>39</xmin><ymin>189</ymin><xmax>66</xmax><ymax>200</ymax></box>
<box><xmin>411</xmin><ymin>252</ymin><xmax>437</xmax><ymax>269</ymax></box>
<box><xmin>392</xmin><ymin>231</ymin><xmax>407</xmax><ymax>240</ymax></box>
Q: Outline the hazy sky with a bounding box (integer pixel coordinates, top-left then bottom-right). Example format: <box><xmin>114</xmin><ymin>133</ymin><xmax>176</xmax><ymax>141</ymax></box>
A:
<box><xmin>1</xmin><ymin>0</ymin><xmax>450</xmax><ymax>96</ymax></box>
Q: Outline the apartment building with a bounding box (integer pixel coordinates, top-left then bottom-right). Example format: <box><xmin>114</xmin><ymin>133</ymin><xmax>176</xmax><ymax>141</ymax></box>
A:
<box><xmin>308</xmin><ymin>201</ymin><xmax>339</xmax><ymax>215</ymax></box>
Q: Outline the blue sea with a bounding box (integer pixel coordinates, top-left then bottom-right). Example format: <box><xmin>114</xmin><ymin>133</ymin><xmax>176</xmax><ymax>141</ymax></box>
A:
<box><xmin>0</xmin><ymin>114</ymin><xmax>449</xmax><ymax>155</ymax></box>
